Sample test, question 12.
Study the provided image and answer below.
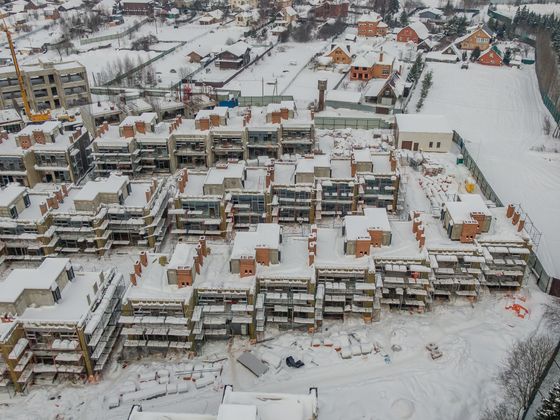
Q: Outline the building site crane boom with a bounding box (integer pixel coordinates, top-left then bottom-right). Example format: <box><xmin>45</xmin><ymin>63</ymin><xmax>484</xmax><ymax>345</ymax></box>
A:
<box><xmin>1</xmin><ymin>20</ymin><xmax>51</xmax><ymax>123</ymax></box>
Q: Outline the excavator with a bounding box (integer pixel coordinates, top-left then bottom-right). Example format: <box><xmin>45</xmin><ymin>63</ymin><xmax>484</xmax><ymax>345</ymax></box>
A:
<box><xmin>1</xmin><ymin>20</ymin><xmax>51</xmax><ymax>123</ymax></box>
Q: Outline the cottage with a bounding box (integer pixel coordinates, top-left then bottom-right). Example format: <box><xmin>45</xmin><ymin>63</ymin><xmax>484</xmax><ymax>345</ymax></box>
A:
<box><xmin>363</xmin><ymin>72</ymin><xmax>405</xmax><ymax>114</ymax></box>
<box><xmin>350</xmin><ymin>50</ymin><xmax>394</xmax><ymax>81</ymax></box>
<box><xmin>216</xmin><ymin>42</ymin><xmax>251</xmax><ymax>70</ymax></box>
<box><xmin>455</xmin><ymin>26</ymin><xmax>492</xmax><ymax>51</ymax></box>
<box><xmin>324</xmin><ymin>44</ymin><xmax>352</xmax><ymax>64</ymax></box>
<box><xmin>357</xmin><ymin>12</ymin><xmax>388</xmax><ymax>37</ymax></box>
<box><xmin>395</xmin><ymin>114</ymin><xmax>453</xmax><ymax>152</ymax></box>
<box><xmin>199</xmin><ymin>9</ymin><xmax>224</xmax><ymax>25</ymax></box>
<box><xmin>478</xmin><ymin>45</ymin><xmax>503</xmax><ymax>66</ymax></box>
<box><xmin>397</xmin><ymin>22</ymin><xmax>430</xmax><ymax>44</ymax></box>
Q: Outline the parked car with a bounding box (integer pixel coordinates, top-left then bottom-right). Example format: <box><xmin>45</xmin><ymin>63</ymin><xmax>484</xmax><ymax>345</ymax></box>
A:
<box><xmin>461</xmin><ymin>61</ymin><xmax>469</xmax><ymax>69</ymax></box>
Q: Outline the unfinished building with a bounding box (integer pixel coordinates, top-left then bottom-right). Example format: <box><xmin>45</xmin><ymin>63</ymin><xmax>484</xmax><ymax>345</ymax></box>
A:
<box><xmin>0</xmin><ymin>258</ymin><xmax>124</xmax><ymax>392</ymax></box>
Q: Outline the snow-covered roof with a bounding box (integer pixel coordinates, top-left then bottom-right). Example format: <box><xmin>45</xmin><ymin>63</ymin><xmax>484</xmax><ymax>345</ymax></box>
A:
<box><xmin>345</xmin><ymin>208</ymin><xmax>391</xmax><ymax>241</ymax></box>
<box><xmin>406</xmin><ymin>22</ymin><xmax>430</xmax><ymax>40</ymax></box>
<box><xmin>352</xmin><ymin>50</ymin><xmax>394</xmax><ymax>68</ymax></box>
<box><xmin>73</xmin><ymin>174</ymin><xmax>128</xmax><ymax>202</ymax></box>
<box><xmin>418</xmin><ymin>7</ymin><xmax>444</xmax><ymax>17</ymax></box>
<box><xmin>395</xmin><ymin>114</ymin><xmax>452</xmax><ymax>134</ymax></box>
<box><xmin>0</xmin><ymin>258</ymin><xmax>70</xmax><ymax>303</ymax></box>
<box><xmin>358</xmin><ymin>12</ymin><xmax>382</xmax><ymax>23</ymax></box>
<box><xmin>455</xmin><ymin>26</ymin><xmax>492</xmax><ymax>45</ymax></box>
<box><xmin>326</xmin><ymin>90</ymin><xmax>361</xmax><ymax>104</ymax></box>
<box><xmin>0</xmin><ymin>184</ymin><xmax>25</xmax><ymax>207</ymax></box>
<box><xmin>0</xmin><ymin>109</ymin><xmax>22</xmax><ymax>124</ymax></box>
<box><xmin>168</xmin><ymin>243</ymin><xmax>198</xmax><ymax>270</ymax></box>
<box><xmin>231</xmin><ymin>224</ymin><xmax>281</xmax><ymax>259</ymax></box>
<box><xmin>205</xmin><ymin>162</ymin><xmax>245</xmax><ymax>185</ymax></box>
<box><xmin>445</xmin><ymin>194</ymin><xmax>491</xmax><ymax>224</ymax></box>
<box><xmin>222</xmin><ymin>42</ymin><xmax>251</xmax><ymax>57</ymax></box>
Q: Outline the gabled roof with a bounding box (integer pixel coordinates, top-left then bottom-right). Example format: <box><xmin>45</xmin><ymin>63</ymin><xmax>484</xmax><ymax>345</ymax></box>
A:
<box><xmin>479</xmin><ymin>45</ymin><xmax>504</xmax><ymax>60</ymax></box>
<box><xmin>222</xmin><ymin>42</ymin><xmax>251</xmax><ymax>57</ymax></box>
<box><xmin>418</xmin><ymin>7</ymin><xmax>443</xmax><ymax>17</ymax></box>
<box><xmin>455</xmin><ymin>26</ymin><xmax>492</xmax><ymax>45</ymax></box>
<box><xmin>326</xmin><ymin>43</ymin><xmax>351</xmax><ymax>58</ymax></box>
<box><xmin>358</xmin><ymin>12</ymin><xmax>382</xmax><ymax>23</ymax></box>
<box><xmin>364</xmin><ymin>72</ymin><xmax>404</xmax><ymax>98</ymax></box>
<box><xmin>404</xmin><ymin>22</ymin><xmax>430</xmax><ymax>40</ymax></box>
<box><xmin>441</xmin><ymin>42</ymin><xmax>461</xmax><ymax>57</ymax></box>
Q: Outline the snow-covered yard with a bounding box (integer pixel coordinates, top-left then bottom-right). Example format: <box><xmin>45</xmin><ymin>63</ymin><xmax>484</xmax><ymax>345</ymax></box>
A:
<box><xmin>410</xmin><ymin>61</ymin><xmax>560</xmax><ymax>280</ymax></box>
<box><xmin>224</xmin><ymin>41</ymin><xmax>331</xmax><ymax>97</ymax></box>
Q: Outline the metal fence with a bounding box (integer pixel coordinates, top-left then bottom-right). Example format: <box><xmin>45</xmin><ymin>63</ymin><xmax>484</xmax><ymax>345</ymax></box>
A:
<box><xmin>238</xmin><ymin>95</ymin><xmax>295</xmax><ymax>107</ymax></box>
<box><xmin>452</xmin><ymin>131</ymin><xmax>555</xmax><ymax>296</ymax></box>
<box><xmin>314</xmin><ymin>116</ymin><xmax>392</xmax><ymax>130</ymax></box>
<box><xmin>80</xmin><ymin>19</ymin><xmax>149</xmax><ymax>45</ymax></box>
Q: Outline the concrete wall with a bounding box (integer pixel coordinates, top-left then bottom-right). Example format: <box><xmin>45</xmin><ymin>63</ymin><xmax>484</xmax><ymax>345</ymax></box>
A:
<box><xmin>398</xmin><ymin>131</ymin><xmax>453</xmax><ymax>152</ymax></box>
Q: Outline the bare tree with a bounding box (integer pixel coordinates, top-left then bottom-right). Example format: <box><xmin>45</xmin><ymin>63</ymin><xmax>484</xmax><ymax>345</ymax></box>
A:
<box><xmin>543</xmin><ymin>298</ymin><xmax>560</xmax><ymax>331</ymax></box>
<box><xmin>497</xmin><ymin>335</ymin><xmax>555</xmax><ymax>418</ymax></box>
<box><xmin>543</xmin><ymin>116</ymin><xmax>552</xmax><ymax>135</ymax></box>
<box><xmin>480</xmin><ymin>401</ymin><xmax>518</xmax><ymax>420</ymax></box>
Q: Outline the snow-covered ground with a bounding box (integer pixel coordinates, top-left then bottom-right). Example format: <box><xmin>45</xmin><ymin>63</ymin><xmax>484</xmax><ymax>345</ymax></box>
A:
<box><xmin>410</xmin><ymin>61</ymin><xmax>560</xmax><ymax>279</ymax></box>
<box><xmin>496</xmin><ymin>2</ymin><xmax>560</xmax><ymax>18</ymax></box>
<box><xmin>0</xmin><ymin>282</ymin><xmax>551</xmax><ymax>420</ymax></box>
<box><xmin>223</xmin><ymin>41</ymin><xmax>331</xmax><ymax>97</ymax></box>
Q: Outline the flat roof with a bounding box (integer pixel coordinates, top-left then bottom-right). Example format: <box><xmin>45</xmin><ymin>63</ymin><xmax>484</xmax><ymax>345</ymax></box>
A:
<box><xmin>231</xmin><ymin>224</ymin><xmax>281</xmax><ymax>259</ymax></box>
<box><xmin>396</xmin><ymin>114</ymin><xmax>453</xmax><ymax>134</ymax></box>
<box><xmin>345</xmin><ymin>208</ymin><xmax>391</xmax><ymax>240</ymax></box>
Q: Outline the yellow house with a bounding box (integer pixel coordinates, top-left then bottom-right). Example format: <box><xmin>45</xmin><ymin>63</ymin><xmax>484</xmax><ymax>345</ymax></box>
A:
<box><xmin>456</xmin><ymin>27</ymin><xmax>492</xmax><ymax>51</ymax></box>
<box><xmin>325</xmin><ymin>44</ymin><xmax>352</xmax><ymax>64</ymax></box>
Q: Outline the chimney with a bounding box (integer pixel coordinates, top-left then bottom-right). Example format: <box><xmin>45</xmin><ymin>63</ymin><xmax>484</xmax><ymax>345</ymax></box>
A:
<box><xmin>512</xmin><ymin>211</ymin><xmax>520</xmax><ymax>225</ymax></box>
<box><xmin>418</xmin><ymin>234</ymin><xmax>425</xmax><ymax>248</ymax></box>
<box><xmin>122</xmin><ymin>125</ymin><xmax>135</xmax><ymax>138</ymax></box>
<box><xmin>145</xmin><ymin>189</ymin><xmax>152</xmax><ymax>202</ymax></box>
<box><xmin>135</xmin><ymin>120</ymin><xmax>146</xmax><ymax>134</ymax></box>
<box><xmin>310</xmin><ymin>110</ymin><xmax>315</xmax><ymax>120</ymax></box>
<box><xmin>415</xmin><ymin>224</ymin><xmax>424</xmax><ymax>241</ymax></box>
<box><xmin>266</xmin><ymin>170</ymin><xmax>271</xmax><ymax>188</ymax></box>
<box><xmin>517</xmin><ymin>218</ymin><xmax>525</xmax><ymax>232</ymax></box>
<box><xmin>199</xmin><ymin>236</ymin><xmax>207</xmax><ymax>257</ymax></box>
<box><xmin>176</xmin><ymin>114</ymin><xmax>182</xmax><ymax>125</ymax></box>
<box><xmin>196</xmin><ymin>243</ymin><xmax>203</xmax><ymax>264</ymax></box>
<box><xmin>308</xmin><ymin>251</ymin><xmax>315</xmax><ymax>266</ymax></box>
<box><xmin>103</xmin><ymin>120</ymin><xmax>109</xmax><ymax>132</ymax></box>
<box><xmin>506</xmin><ymin>204</ymin><xmax>515</xmax><ymax>218</ymax></box>
<box><xmin>1</xmin><ymin>130</ymin><xmax>7</xmax><ymax>140</ymax></box>
<box><xmin>390</xmin><ymin>155</ymin><xmax>397</xmax><ymax>172</ymax></box>
<box><xmin>412</xmin><ymin>218</ymin><xmax>420</xmax><ymax>234</ymax></box>
<box><xmin>33</xmin><ymin>129</ymin><xmax>46</xmax><ymax>145</ymax></box>
<box><xmin>379</xmin><ymin>47</ymin><xmax>384</xmax><ymax>63</ymax></box>
<box><xmin>39</xmin><ymin>201</ymin><xmax>48</xmax><ymax>215</ymax></box>
<box><xmin>134</xmin><ymin>260</ymin><xmax>142</xmax><ymax>276</ymax></box>
<box><xmin>47</xmin><ymin>195</ymin><xmax>59</xmax><ymax>209</ymax></box>
<box><xmin>140</xmin><ymin>251</ymin><xmax>148</xmax><ymax>267</ymax></box>
<box><xmin>317</xmin><ymin>79</ymin><xmax>327</xmax><ymax>112</ymax></box>
<box><xmin>178</xmin><ymin>176</ymin><xmax>185</xmax><ymax>193</ymax></box>
<box><xmin>61</xmin><ymin>184</ymin><xmax>68</xmax><ymax>196</ymax></box>
<box><xmin>195</xmin><ymin>255</ymin><xmax>201</xmax><ymax>274</ymax></box>
<box><xmin>55</xmin><ymin>188</ymin><xmax>64</xmax><ymax>203</ymax></box>
<box><xmin>18</xmin><ymin>134</ymin><xmax>32</xmax><ymax>149</ymax></box>
<box><xmin>130</xmin><ymin>273</ymin><xmax>137</xmax><ymax>286</ymax></box>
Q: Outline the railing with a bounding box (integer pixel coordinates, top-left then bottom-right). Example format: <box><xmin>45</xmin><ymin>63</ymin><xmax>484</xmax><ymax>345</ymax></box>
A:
<box><xmin>451</xmin><ymin>131</ymin><xmax>554</xmax><ymax>295</ymax></box>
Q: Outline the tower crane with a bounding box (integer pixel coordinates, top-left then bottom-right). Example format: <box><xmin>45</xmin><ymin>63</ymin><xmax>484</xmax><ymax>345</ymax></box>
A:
<box><xmin>1</xmin><ymin>20</ymin><xmax>51</xmax><ymax>123</ymax></box>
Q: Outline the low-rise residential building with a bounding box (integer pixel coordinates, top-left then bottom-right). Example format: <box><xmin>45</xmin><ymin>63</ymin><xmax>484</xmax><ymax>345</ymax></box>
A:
<box><xmin>0</xmin><ymin>61</ymin><xmax>91</xmax><ymax>111</ymax></box>
<box><xmin>324</xmin><ymin>44</ymin><xmax>352</xmax><ymax>64</ymax></box>
<box><xmin>215</xmin><ymin>43</ymin><xmax>251</xmax><ymax>70</ymax></box>
<box><xmin>395</xmin><ymin>114</ymin><xmax>454</xmax><ymax>152</ymax></box>
<box><xmin>478</xmin><ymin>45</ymin><xmax>504</xmax><ymax>66</ymax></box>
<box><xmin>455</xmin><ymin>26</ymin><xmax>492</xmax><ymax>51</ymax></box>
<box><xmin>0</xmin><ymin>122</ymin><xmax>91</xmax><ymax>187</ymax></box>
<box><xmin>0</xmin><ymin>109</ymin><xmax>24</xmax><ymax>134</ymax></box>
<box><xmin>350</xmin><ymin>50</ymin><xmax>394</xmax><ymax>81</ymax></box>
<box><xmin>357</xmin><ymin>12</ymin><xmax>388</xmax><ymax>37</ymax></box>
<box><xmin>121</xmin><ymin>0</ymin><xmax>153</xmax><ymax>15</ymax></box>
<box><xmin>396</xmin><ymin>22</ymin><xmax>430</xmax><ymax>44</ymax></box>
<box><xmin>0</xmin><ymin>258</ymin><xmax>125</xmax><ymax>392</ymax></box>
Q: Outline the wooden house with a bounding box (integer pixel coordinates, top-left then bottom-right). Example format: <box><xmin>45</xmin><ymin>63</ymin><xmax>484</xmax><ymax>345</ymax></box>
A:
<box><xmin>397</xmin><ymin>22</ymin><xmax>430</xmax><ymax>44</ymax></box>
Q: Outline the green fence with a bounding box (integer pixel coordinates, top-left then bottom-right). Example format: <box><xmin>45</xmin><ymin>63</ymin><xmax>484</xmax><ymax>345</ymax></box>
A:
<box><xmin>238</xmin><ymin>95</ymin><xmax>294</xmax><ymax>107</ymax></box>
<box><xmin>314</xmin><ymin>116</ymin><xmax>391</xmax><ymax>129</ymax></box>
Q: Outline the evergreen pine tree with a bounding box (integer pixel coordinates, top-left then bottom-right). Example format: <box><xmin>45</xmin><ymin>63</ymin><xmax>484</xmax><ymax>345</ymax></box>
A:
<box><xmin>399</xmin><ymin>11</ymin><xmax>409</xmax><ymax>27</ymax></box>
<box><xmin>536</xmin><ymin>381</ymin><xmax>560</xmax><ymax>420</ymax></box>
